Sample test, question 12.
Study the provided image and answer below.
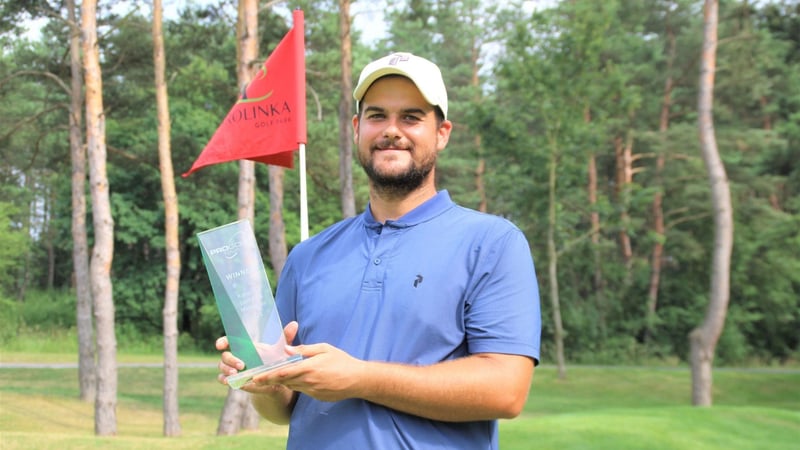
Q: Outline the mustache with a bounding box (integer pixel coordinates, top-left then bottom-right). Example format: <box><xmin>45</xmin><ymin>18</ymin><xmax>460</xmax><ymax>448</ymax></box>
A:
<box><xmin>373</xmin><ymin>137</ymin><xmax>410</xmax><ymax>151</ymax></box>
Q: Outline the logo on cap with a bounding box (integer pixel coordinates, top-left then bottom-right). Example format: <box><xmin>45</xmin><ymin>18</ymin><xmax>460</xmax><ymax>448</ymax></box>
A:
<box><xmin>388</xmin><ymin>54</ymin><xmax>411</xmax><ymax>66</ymax></box>
<box><xmin>353</xmin><ymin>52</ymin><xmax>449</xmax><ymax>120</ymax></box>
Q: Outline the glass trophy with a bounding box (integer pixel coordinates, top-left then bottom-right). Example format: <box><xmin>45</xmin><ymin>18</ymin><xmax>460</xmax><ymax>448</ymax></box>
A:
<box><xmin>197</xmin><ymin>219</ymin><xmax>301</xmax><ymax>389</ymax></box>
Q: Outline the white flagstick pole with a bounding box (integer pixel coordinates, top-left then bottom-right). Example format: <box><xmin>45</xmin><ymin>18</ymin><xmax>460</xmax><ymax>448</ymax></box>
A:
<box><xmin>299</xmin><ymin>143</ymin><xmax>309</xmax><ymax>241</ymax></box>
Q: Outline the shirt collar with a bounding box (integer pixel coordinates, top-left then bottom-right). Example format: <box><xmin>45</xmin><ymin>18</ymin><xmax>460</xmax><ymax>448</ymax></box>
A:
<box><xmin>363</xmin><ymin>190</ymin><xmax>454</xmax><ymax>230</ymax></box>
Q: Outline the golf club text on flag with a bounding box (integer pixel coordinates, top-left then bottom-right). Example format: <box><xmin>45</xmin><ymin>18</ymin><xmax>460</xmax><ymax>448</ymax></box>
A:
<box><xmin>183</xmin><ymin>9</ymin><xmax>306</xmax><ymax>177</ymax></box>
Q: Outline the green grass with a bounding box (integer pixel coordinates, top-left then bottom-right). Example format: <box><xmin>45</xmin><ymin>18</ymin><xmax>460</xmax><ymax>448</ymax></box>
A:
<box><xmin>0</xmin><ymin>355</ymin><xmax>798</xmax><ymax>449</ymax></box>
<box><xmin>502</xmin><ymin>406</ymin><xmax>799</xmax><ymax>449</ymax></box>
<box><xmin>504</xmin><ymin>366</ymin><xmax>799</xmax><ymax>449</ymax></box>
<box><xmin>0</xmin><ymin>362</ymin><xmax>289</xmax><ymax>449</ymax></box>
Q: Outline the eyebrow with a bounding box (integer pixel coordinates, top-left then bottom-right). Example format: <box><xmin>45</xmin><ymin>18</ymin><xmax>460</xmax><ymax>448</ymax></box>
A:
<box><xmin>363</xmin><ymin>105</ymin><xmax>430</xmax><ymax>116</ymax></box>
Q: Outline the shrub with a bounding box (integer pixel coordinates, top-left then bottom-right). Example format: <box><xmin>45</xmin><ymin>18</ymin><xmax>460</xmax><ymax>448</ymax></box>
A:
<box><xmin>0</xmin><ymin>295</ymin><xmax>20</xmax><ymax>343</ymax></box>
<box><xmin>19</xmin><ymin>289</ymin><xmax>76</xmax><ymax>329</ymax></box>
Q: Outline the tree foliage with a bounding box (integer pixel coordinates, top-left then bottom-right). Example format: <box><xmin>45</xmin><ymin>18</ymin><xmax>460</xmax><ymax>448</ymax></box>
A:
<box><xmin>1</xmin><ymin>0</ymin><xmax>797</xmax><ymax>365</ymax></box>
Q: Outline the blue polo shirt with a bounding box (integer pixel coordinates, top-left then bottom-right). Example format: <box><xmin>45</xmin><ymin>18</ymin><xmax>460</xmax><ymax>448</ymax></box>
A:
<box><xmin>275</xmin><ymin>190</ymin><xmax>541</xmax><ymax>450</ymax></box>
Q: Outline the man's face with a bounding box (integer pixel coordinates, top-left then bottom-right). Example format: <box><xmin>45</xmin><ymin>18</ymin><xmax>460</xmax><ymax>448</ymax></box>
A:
<box><xmin>353</xmin><ymin>76</ymin><xmax>451</xmax><ymax>196</ymax></box>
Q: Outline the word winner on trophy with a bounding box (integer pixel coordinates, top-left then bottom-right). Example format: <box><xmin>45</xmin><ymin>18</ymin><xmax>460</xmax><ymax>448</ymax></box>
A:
<box><xmin>197</xmin><ymin>219</ymin><xmax>301</xmax><ymax>389</ymax></box>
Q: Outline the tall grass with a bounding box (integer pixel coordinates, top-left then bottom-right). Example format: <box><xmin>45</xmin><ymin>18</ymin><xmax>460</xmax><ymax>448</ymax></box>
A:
<box><xmin>3</xmin><ymin>326</ymin><xmax>80</xmax><ymax>354</ymax></box>
<box><xmin>2</xmin><ymin>304</ymin><xmax>207</xmax><ymax>359</ymax></box>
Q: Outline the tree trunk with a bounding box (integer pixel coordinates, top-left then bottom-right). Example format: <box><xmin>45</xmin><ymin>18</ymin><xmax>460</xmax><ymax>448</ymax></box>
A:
<box><xmin>547</xmin><ymin>132</ymin><xmax>566</xmax><ymax>380</ymax></box>
<box><xmin>475</xmin><ymin>157</ymin><xmax>487</xmax><ymax>213</ymax></box>
<box><xmin>152</xmin><ymin>0</ymin><xmax>182</xmax><ymax>436</ymax></box>
<box><xmin>645</xmin><ymin>15</ymin><xmax>676</xmax><ymax>344</ymax></box>
<box><xmin>759</xmin><ymin>95</ymin><xmax>772</xmax><ymax>130</ymax></box>
<box><xmin>68</xmin><ymin>0</ymin><xmax>96</xmax><ymax>404</ymax></box>
<box><xmin>235</xmin><ymin>0</ymin><xmax>258</xmax><ymax>231</ymax></box>
<box><xmin>46</xmin><ymin>188</ymin><xmax>55</xmax><ymax>289</ymax></box>
<box><xmin>219</xmin><ymin>0</ymin><xmax>261</xmax><ymax>434</ymax></box>
<box><xmin>82</xmin><ymin>0</ymin><xmax>117</xmax><ymax>435</ymax></box>
<box><xmin>240</xmin><ymin>388</ymin><xmax>261</xmax><ymax>429</ymax></box>
<box><xmin>614</xmin><ymin>133</ymin><xmax>634</xmax><ymax>270</ymax></box>
<box><xmin>236</xmin><ymin>0</ymin><xmax>262</xmax><ymax>431</ymax></box>
<box><xmin>585</xmin><ymin>107</ymin><xmax>605</xmax><ymax>337</ymax></box>
<box><xmin>269</xmin><ymin>166</ymin><xmax>288</xmax><ymax>275</ymax></box>
<box><xmin>338</xmin><ymin>0</ymin><xmax>356</xmax><ymax>218</ymax></box>
<box><xmin>471</xmin><ymin>39</ymin><xmax>487</xmax><ymax>213</ymax></box>
<box><xmin>691</xmin><ymin>0</ymin><xmax>733</xmax><ymax>407</ymax></box>
<box><xmin>217</xmin><ymin>389</ymin><xmax>252</xmax><ymax>435</ymax></box>
<box><xmin>18</xmin><ymin>173</ymin><xmax>33</xmax><ymax>301</ymax></box>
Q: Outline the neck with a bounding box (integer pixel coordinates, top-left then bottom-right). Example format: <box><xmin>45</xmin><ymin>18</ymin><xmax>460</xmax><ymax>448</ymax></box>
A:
<box><xmin>368</xmin><ymin>184</ymin><xmax>437</xmax><ymax>223</ymax></box>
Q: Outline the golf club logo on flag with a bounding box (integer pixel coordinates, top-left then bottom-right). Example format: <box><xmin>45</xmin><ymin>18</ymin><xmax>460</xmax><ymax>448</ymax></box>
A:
<box><xmin>183</xmin><ymin>9</ymin><xmax>307</xmax><ymax>176</ymax></box>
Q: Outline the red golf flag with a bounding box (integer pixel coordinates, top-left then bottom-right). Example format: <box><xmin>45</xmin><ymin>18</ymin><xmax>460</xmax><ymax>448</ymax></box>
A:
<box><xmin>183</xmin><ymin>9</ymin><xmax>306</xmax><ymax>177</ymax></box>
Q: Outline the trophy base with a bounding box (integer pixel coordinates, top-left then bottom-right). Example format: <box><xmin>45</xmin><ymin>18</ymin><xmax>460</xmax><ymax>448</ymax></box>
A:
<box><xmin>226</xmin><ymin>354</ymin><xmax>304</xmax><ymax>390</ymax></box>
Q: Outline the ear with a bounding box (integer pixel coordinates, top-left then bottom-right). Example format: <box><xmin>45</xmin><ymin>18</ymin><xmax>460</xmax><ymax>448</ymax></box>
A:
<box><xmin>436</xmin><ymin>120</ymin><xmax>453</xmax><ymax>151</ymax></box>
<box><xmin>352</xmin><ymin>114</ymin><xmax>360</xmax><ymax>144</ymax></box>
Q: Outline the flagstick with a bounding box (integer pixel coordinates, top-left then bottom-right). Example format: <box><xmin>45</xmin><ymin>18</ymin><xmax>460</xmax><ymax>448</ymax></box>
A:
<box><xmin>299</xmin><ymin>143</ymin><xmax>309</xmax><ymax>241</ymax></box>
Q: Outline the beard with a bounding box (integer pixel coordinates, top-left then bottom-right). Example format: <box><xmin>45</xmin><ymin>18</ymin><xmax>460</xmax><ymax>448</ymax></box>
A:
<box><xmin>358</xmin><ymin>142</ymin><xmax>436</xmax><ymax>199</ymax></box>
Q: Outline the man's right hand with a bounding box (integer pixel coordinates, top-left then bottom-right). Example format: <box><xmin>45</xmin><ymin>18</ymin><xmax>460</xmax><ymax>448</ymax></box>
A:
<box><xmin>215</xmin><ymin>321</ymin><xmax>300</xmax><ymax>423</ymax></box>
<box><xmin>215</xmin><ymin>320</ymin><xmax>300</xmax><ymax>395</ymax></box>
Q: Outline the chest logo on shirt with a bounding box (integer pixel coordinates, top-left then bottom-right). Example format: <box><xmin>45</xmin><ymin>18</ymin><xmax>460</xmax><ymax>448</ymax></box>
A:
<box><xmin>413</xmin><ymin>274</ymin><xmax>424</xmax><ymax>288</ymax></box>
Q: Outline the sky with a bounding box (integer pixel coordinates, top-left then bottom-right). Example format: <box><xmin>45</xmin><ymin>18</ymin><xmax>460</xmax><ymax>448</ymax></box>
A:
<box><xmin>22</xmin><ymin>1</ymin><xmax>389</xmax><ymax>45</ymax></box>
<box><xmin>23</xmin><ymin>1</ymin><xmax>554</xmax><ymax>49</ymax></box>
<box><xmin>161</xmin><ymin>0</ymin><xmax>391</xmax><ymax>46</ymax></box>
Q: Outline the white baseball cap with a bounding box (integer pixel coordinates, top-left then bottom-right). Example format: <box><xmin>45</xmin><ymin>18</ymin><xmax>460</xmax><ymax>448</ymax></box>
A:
<box><xmin>353</xmin><ymin>52</ymin><xmax>448</xmax><ymax>120</ymax></box>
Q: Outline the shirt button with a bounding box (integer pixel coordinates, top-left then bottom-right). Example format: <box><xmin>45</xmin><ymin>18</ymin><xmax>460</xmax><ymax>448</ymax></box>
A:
<box><xmin>373</xmin><ymin>258</ymin><xmax>381</xmax><ymax>265</ymax></box>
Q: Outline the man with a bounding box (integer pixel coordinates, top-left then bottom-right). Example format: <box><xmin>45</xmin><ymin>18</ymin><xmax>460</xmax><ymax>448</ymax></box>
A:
<box><xmin>217</xmin><ymin>52</ymin><xmax>542</xmax><ymax>450</ymax></box>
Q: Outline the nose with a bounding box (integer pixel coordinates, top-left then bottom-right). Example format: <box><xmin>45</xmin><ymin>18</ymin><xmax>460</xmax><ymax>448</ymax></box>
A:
<box><xmin>382</xmin><ymin>116</ymin><xmax>401</xmax><ymax>140</ymax></box>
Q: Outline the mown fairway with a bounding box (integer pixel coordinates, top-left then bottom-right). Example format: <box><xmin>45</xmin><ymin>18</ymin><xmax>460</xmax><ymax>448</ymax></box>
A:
<box><xmin>0</xmin><ymin>357</ymin><xmax>797</xmax><ymax>449</ymax></box>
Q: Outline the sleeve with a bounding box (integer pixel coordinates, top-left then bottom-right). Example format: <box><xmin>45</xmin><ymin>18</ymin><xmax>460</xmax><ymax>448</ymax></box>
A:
<box><xmin>464</xmin><ymin>226</ymin><xmax>542</xmax><ymax>365</ymax></box>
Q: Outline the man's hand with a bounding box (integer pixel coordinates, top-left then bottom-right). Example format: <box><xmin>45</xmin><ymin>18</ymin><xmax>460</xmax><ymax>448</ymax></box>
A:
<box><xmin>215</xmin><ymin>320</ymin><xmax>300</xmax><ymax>395</ymax></box>
<box><xmin>248</xmin><ymin>342</ymin><xmax>367</xmax><ymax>402</ymax></box>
